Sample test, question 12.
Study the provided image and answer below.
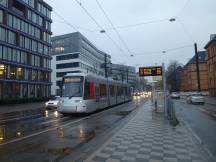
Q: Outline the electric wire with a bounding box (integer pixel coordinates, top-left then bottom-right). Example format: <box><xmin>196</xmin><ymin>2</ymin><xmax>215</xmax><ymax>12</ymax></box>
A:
<box><xmin>177</xmin><ymin>0</ymin><xmax>191</xmax><ymax>17</ymax></box>
<box><xmin>176</xmin><ymin>17</ymin><xmax>195</xmax><ymax>43</ymax></box>
<box><xmin>73</xmin><ymin>0</ymin><xmax>129</xmax><ymax>58</ymax></box>
<box><xmin>52</xmin><ymin>10</ymin><xmax>78</xmax><ymax>32</ymax></box>
<box><xmin>95</xmin><ymin>0</ymin><xmax>131</xmax><ymax>55</ymax></box>
<box><xmin>91</xmin><ymin>18</ymin><xmax>171</xmax><ymax>32</ymax></box>
<box><xmin>134</xmin><ymin>44</ymin><xmax>193</xmax><ymax>56</ymax></box>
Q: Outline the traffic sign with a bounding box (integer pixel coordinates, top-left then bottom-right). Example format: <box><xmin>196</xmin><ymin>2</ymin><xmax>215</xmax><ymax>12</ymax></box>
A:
<box><xmin>139</xmin><ymin>66</ymin><xmax>163</xmax><ymax>77</ymax></box>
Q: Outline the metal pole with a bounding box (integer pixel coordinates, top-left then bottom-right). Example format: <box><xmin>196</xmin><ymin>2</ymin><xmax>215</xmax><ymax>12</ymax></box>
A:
<box><xmin>194</xmin><ymin>43</ymin><xmax>201</xmax><ymax>92</ymax></box>
<box><xmin>126</xmin><ymin>68</ymin><xmax>128</xmax><ymax>83</ymax></box>
<box><xmin>162</xmin><ymin>63</ymin><xmax>167</xmax><ymax>116</ymax></box>
<box><xmin>104</xmin><ymin>54</ymin><xmax>108</xmax><ymax>78</ymax></box>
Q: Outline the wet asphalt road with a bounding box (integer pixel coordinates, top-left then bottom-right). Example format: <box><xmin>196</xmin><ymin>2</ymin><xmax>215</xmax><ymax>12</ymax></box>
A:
<box><xmin>0</xmin><ymin>97</ymin><xmax>146</xmax><ymax>162</ymax></box>
<box><xmin>174</xmin><ymin>99</ymin><xmax>216</xmax><ymax>159</ymax></box>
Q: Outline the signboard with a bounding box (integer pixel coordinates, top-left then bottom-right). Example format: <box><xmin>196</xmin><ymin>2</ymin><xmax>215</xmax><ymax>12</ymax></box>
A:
<box><xmin>139</xmin><ymin>66</ymin><xmax>162</xmax><ymax>77</ymax></box>
<box><xmin>152</xmin><ymin>76</ymin><xmax>162</xmax><ymax>81</ymax></box>
<box><xmin>64</xmin><ymin>76</ymin><xmax>83</xmax><ymax>83</ymax></box>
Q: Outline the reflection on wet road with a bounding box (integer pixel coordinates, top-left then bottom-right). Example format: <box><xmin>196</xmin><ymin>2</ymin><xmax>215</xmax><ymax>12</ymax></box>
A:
<box><xmin>0</xmin><ymin>109</ymin><xmax>79</xmax><ymax>145</ymax></box>
<box><xmin>0</xmin><ymin>98</ymin><xmax>147</xmax><ymax>162</ymax></box>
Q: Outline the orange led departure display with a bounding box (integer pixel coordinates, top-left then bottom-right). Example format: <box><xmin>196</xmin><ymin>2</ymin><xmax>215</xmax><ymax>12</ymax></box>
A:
<box><xmin>139</xmin><ymin>66</ymin><xmax>162</xmax><ymax>76</ymax></box>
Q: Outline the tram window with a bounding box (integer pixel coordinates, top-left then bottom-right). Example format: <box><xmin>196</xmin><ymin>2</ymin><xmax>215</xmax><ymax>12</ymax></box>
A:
<box><xmin>99</xmin><ymin>84</ymin><xmax>107</xmax><ymax>97</ymax></box>
<box><xmin>125</xmin><ymin>87</ymin><xmax>127</xmax><ymax>95</ymax></box>
<box><xmin>117</xmin><ymin>87</ymin><xmax>121</xmax><ymax>96</ymax></box>
<box><xmin>95</xmin><ymin>86</ymin><xmax>99</xmax><ymax>97</ymax></box>
<box><xmin>109</xmin><ymin>85</ymin><xmax>115</xmax><ymax>97</ymax></box>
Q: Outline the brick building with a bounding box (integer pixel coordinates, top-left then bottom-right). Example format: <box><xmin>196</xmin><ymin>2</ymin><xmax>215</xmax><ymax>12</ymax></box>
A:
<box><xmin>204</xmin><ymin>35</ymin><xmax>216</xmax><ymax>96</ymax></box>
<box><xmin>180</xmin><ymin>51</ymin><xmax>208</xmax><ymax>92</ymax></box>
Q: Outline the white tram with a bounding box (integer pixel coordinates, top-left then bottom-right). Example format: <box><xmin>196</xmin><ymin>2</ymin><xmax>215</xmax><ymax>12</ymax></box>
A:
<box><xmin>57</xmin><ymin>73</ymin><xmax>132</xmax><ymax>114</ymax></box>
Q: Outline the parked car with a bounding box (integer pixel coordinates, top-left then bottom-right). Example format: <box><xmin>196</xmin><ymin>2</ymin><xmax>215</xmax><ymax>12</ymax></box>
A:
<box><xmin>170</xmin><ymin>92</ymin><xmax>180</xmax><ymax>99</ymax></box>
<box><xmin>45</xmin><ymin>96</ymin><xmax>63</xmax><ymax>109</ymax></box>
<box><xmin>186</xmin><ymin>93</ymin><xmax>205</xmax><ymax>104</ymax></box>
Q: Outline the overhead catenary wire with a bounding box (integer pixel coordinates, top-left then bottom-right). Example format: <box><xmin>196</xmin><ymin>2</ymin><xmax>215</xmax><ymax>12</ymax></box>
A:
<box><xmin>134</xmin><ymin>44</ymin><xmax>193</xmax><ymax>56</ymax></box>
<box><xmin>175</xmin><ymin>0</ymin><xmax>194</xmax><ymax>43</ymax></box>
<box><xmin>95</xmin><ymin>0</ymin><xmax>132</xmax><ymax>55</ymax></box>
<box><xmin>52</xmin><ymin>10</ymin><xmax>79</xmax><ymax>32</ymax></box>
<box><xmin>73</xmin><ymin>0</ymin><xmax>130</xmax><ymax>58</ymax></box>
<box><xmin>91</xmin><ymin>18</ymin><xmax>172</xmax><ymax>32</ymax></box>
<box><xmin>177</xmin><ymin>0</ymin><xmax>191</xmax><ymax>17</ymax></box>
<box><xmin>176</xmin><ymin>17</ymin><xmax>195</xmax><ymax>43</ymax></box>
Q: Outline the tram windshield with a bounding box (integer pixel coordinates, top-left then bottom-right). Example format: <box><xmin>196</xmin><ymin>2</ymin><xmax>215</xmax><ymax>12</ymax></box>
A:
<box><xmin>62</xmin><ymin>76</ymin><xmax>84</xmax><ymax>97</ymax></box>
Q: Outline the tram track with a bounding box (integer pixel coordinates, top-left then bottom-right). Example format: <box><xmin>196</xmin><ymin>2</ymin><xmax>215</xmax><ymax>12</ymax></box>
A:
<box><xmin>0</xmin><ymin>101</ymin><xmax>137</xmax><ymax>147</ymax></box>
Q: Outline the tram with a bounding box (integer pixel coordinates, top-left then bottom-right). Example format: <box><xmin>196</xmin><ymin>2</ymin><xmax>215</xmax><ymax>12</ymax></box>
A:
<box><xmin>57</xmin><ymin>73</ymin><xmax>132</xmax><ymax>114</ymax></box>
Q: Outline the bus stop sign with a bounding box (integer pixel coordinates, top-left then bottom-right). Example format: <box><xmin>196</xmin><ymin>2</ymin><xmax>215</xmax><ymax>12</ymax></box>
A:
<box><xmin>139</xmin><ymin>66</ymin><xmax>162</xmax><ymax>77</ymax></box>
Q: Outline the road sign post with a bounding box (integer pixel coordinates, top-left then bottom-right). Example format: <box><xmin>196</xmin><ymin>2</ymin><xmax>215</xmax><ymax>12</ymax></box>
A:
<box><xmin>139</xmin><ymin>65</ymin><xmax>166</xmax><ymax>113</ymax></box>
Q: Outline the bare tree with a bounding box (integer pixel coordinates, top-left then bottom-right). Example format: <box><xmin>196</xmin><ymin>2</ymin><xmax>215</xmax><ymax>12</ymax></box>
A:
<box><xmin>166</xmin><ymin>60</ymin><xmax>182</xmax><ymax>92</ymax></box>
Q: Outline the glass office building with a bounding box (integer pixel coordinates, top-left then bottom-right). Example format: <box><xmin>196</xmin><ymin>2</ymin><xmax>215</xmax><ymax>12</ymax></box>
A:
<box><xmin>51</xmin><ymin>32</ymin><xmax>111</xmax><ymax>95</ymax></box>
<box><xmin>0</xmin><ymin>0</ymin><xmax>52</xmax><ymax>102</ymax></box>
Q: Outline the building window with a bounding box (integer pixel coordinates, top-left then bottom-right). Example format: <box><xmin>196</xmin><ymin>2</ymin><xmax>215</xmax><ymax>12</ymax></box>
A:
<box><xmin>56</xmin><ymin>62</ymin><xmax>79</xmax><ymax>69</ymax></box>
<box><xmin>0</xmin><ymin>64</ymin><xmax>6</xmax><ymax>78</ymax></box>
<box><xmin>17</xmin><ymin>67</ymin><xmax>24</xmax><ymax>80</ymax></box>
<box><xmin>0</xmin><ymin>45</ymin><xmax>2</xmax><ymax>59</ymax></box>
<box><xmin>0</xmin><ymin>27</ymin><xmax>6</xmax><ymax>42</ymax></box>
<box><xmin>53</xmin><ymin>47</ymin><xmax>64</xmax><ymax>53</ymax></box>
<box><xmin>0</xmin><ymin>0</ymin><xmax>8</xmax><ymax>8</ymax></box>
<box><xmin>0</xmin><ymin>10</ymin><xmax>3</xmax><ymax>23</ymax></box>
<box><xmin>56</xmin><ymin>53</ymin><xmax>79</xmax><ymax>61</ymax></box>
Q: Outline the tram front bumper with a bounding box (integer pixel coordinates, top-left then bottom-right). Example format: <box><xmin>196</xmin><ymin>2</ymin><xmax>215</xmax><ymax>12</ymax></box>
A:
<box><xmin>58</xmin><ymin>105</ymin><xmax>87</xmax><ymax>114</ymax></box>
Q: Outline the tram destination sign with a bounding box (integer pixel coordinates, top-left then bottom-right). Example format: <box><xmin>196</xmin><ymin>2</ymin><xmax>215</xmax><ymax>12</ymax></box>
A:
<box><xmin>139</xmin><ymin>66</ymin><xmax>163</xmax><ymax>77</ymax></box>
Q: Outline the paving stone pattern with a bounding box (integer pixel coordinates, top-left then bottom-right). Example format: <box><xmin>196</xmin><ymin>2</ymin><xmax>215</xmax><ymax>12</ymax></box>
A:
<box><xmin>85</xmin><ymin>101</ymin><xmax>210</xmax><ymax>162</ymax></box>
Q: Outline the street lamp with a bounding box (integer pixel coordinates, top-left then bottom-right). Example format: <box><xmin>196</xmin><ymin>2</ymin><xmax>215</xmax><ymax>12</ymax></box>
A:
<box><xmin>100</xmin><ymin>30</ymin><xmax>106</xmax><ymax>33</ymax></box>
<box><xmin>169</xmin><ymin>18</ymin><xmax>176</xmax><ymax>22</ymax></box>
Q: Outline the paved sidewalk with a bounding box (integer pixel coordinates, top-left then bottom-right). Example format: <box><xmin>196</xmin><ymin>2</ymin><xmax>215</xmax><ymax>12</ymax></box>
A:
<box><xmin>85</xmin><ymin>101</ymin><xmax>211</xmax><ymax>162</ymax></box>
<box><xmin>0</xmin><ymin>102</ymin><xmax>45</xmax><ymax>114</ymax></box>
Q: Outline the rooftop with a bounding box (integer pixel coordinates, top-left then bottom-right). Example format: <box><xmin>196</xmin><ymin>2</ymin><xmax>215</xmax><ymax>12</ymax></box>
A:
<box><xmin>186</xmin><ymin>51</ymin><xmax>206</xmax><ymax>65</ymax></box>
<box><xmin>204</xmin><ymin>35</ymin><xmax>216</xmax><ymax>49</ymax></box>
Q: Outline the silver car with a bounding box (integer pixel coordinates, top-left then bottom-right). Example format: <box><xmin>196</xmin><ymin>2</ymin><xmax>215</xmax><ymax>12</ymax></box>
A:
<box><xmin>45</xmin><ymin>96</ymin><xmax>62</xmax><ymax>109</ymax></box>
<box><xmin>187</xmin><ymin>93</ymin><xmax>205</xmax><ymax>105</ymax></box>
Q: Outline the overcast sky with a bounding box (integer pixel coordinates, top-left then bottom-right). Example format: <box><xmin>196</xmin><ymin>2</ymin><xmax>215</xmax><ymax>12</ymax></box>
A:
<box><xmin>45</xmin><ymin>0</ymin><xmax>216</xmax><ymax>68</ymax></box>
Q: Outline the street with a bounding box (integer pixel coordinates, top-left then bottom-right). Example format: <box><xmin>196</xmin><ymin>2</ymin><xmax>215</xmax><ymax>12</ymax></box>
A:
<box><xmin>0</xmin><ymin>98</ymin><xmax>145</xmax><ymax>162</ymax></box>
<box><xmin>174</xmin><ymin>98</ymin><xmax>216</xmax><ymax>159</ymax></box>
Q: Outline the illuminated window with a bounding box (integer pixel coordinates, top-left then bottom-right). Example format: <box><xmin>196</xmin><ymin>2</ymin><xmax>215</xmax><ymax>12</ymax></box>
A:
<box><xmin>17</xmin><ymin>67</ymin><xmax>24</xmax><ymax>80</ymax></box>
<box><xmin>54</xmin><ymin>47</ymin><xmax>65</xmax><ymax>52</ymax></box>
<box><xmin>0</xmin><ymin>64</ymin><xmax>6</xmax><ymax>78</ymax></box>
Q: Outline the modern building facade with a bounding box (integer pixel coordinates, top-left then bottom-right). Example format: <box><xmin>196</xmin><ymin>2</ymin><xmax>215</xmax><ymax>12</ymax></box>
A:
<box><xmin>205</xmin><ymin>35</ymin><xmax>216</xmax><ymax>96</ymax></box>
<box><xmin>180</xmin><ymin>51</ymin><xmax>208</xmax><ymax>92</ymax></box>
<box><xmin>109</xmin><ymin>64</ymin><xmax>136</xmax><ymax>86</ymax></box>
<box><xmin>0</xmin><ymin>0</ymin><xmax>52</xmax><ymax>102</ymax></box>
<box><xmin>51</xmin><ymin>32</ymin><xmax>111</xmax><ymax>95</ymax></box>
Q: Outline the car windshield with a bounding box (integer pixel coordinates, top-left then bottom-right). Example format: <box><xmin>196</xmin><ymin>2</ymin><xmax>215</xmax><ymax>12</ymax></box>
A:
<box><xmin>191</xmin><ymin>93</ymin><xmax>202</xmax><ymax>97</ymax></box>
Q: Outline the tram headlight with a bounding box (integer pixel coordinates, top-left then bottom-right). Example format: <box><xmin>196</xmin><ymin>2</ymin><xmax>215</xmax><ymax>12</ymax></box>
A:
<box><xmin>75</xmin><ymin>100</ymin><xmax>82</xmax><ymax>103</ymax></box>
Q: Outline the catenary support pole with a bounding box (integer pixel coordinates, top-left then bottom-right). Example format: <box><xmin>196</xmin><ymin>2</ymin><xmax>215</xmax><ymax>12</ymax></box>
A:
<box><xmin>194</xmin><ymin>43</ymin><xmax>201</xmax><ymax>92</ymax></box>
